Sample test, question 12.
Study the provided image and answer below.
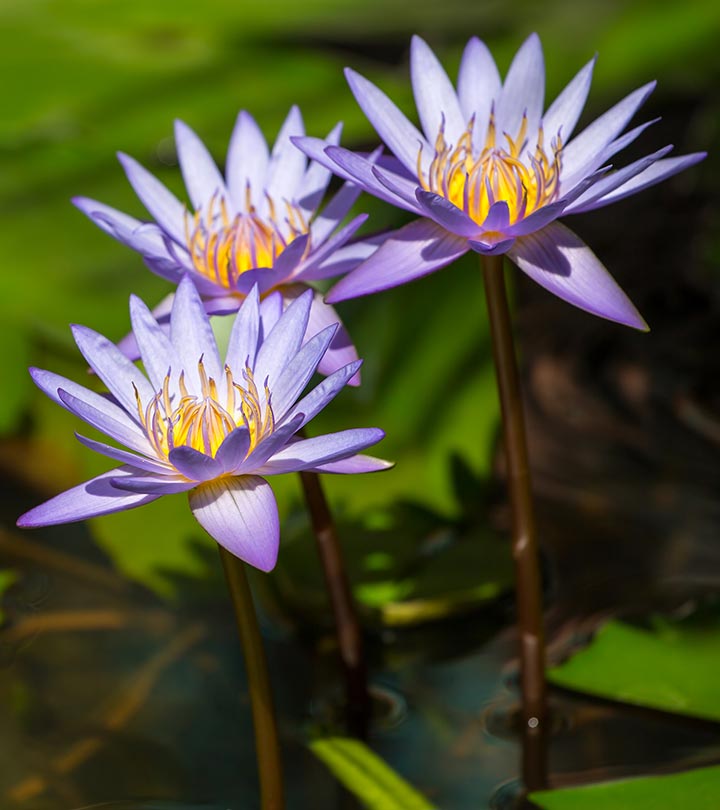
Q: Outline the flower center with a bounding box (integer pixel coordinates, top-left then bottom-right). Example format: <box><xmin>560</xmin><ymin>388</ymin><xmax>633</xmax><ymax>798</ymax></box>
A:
<box><xmin>135</xmin><ymin>358</ymin><xmax>275</xmax><ymax>463</ymax></box>
<box><xmin>418</xmin><ymin>110</ymin><xmax>562</xmax><ymax>227</ymax></box>
<box><xmin>184</xmin><ymin>189</ymin><xmax>309</xmax><ymax>290</ymax></box>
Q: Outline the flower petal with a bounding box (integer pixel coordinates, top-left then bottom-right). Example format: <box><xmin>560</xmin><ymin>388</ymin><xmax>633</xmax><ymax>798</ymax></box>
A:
<box><xmin>305</xmin><ymin>293</ymin><xmax>360</xmax><ymax>384</ymax></box>
<box><xmin>129</xmin><ymin>294</ymin><xmax>182</xmax><ymax>391</ymax></box>
<box><xmin>17</xmin><ymin>468</ymin><xmax>160</xmax><ymax>528</ymax></box>
<box><xmin>225</xmin><ymin>284</ymin><xmax>261</xmax><ymax>372</ymax></box>
<box><xmin>258</xmin><ymin>427</ymin><xmax>384</xmax><ymax>474</ymax></box>
<box><xmin>299</xmin><ymin>214</ymin><xmax>368</xmax><ymax>279</ymax></box>
<box><xmin>301</xmin><ymin>232</ymin><xmax>385</xmax><ymax>282</ymax></box>
<box><xmin>468</xmin><ymin>237</ymin><xmax>516</xmax><ymax>256</ymax></box>
<box><xmin>415</xmin><ymin>189</ymin><xmax>480</xmax><ymax>237</ymax></box>
<box><xmin>170</xmin><ymin>275</ymin><xmax>222</xmax><ymax>389</ymax></box>
<box><xmin>226</xmin><ymin>111</ymin><xmax>270</xmax><ymax>211</ymax></box>
<box><xmin>508</xmin><ymin>221</ymin><xmax>647</xmax><ymax>330</ymax></box>
<box><xmin>117</xmin><ymin>152</ymin><xmax>186</xmax><ymax>244</ymax></box>
<box><xmin>326</xmin><ymin>218</ymin><xmax>468</xmax><ymax>303</ymax></box>
<box><xmin>174</xmin><ymin>119</ymin><xmax>228</xmax><ymax>210</ymax></box>
<box><xmin>410</xmin><ymin>35</ymin><xmax>466</xmax><ymax>144</ymax></box>
<box><xmin>497</xmin><ymin>33</ymin><xmax>545</xmax><ymax>144</ymax></box>
<box><xmin>265</xmin><ymin>106</ymin><xmax>307</xmax><ymax>208</ymax></box>
<box><xmin>542</xmin><ymin>56</ymin><xmax>596</xmax><ymax>143</ymax></box>
<box><xmin>215</xmin><ymin>427</ymin><xmax>252</xmax><ymax>473</ymax></box>
<box><xmin>111</xmin><ymin>474</ymin><xmax>196</xmax><ymax>494</ymax></box>
<box><xmin>310</xmin><ymin>178</ymin><xmax>366</xmax><ymax>246</ymax></box>
<box><xmin>284</xmin><ymin>360</ymin><xmax>363</xmax><ymax>429</ymax></box>
<box><xmin>75</xmin><ymin>433</ymin><xmax>171</xmax><ymax>476</ymax></box>
<box><xmin>305</xmin><ymin>454</ymin><xmax>394</xmax><ymax>474</ymax></box>
<box><xmin>239</xmin><ymin>414</ymin><xmax>305</xmax><ymax>473</ymax></box>
<box><xmin>168</xmin><ymin>446</ymin><xmax>225</xmax><ymax>482</ymax></box>
<box><xmin>457</xmin><ymin>37</ymin><xmax>501</xmax><ymax>148</ymax></box>
<box><xmin>345</xmin><ymin>67</ymin><xmax>431</xmax><ymax>176</ymax></box>
<box><xmin>253</xmin><ymin>287</ymin><xmax>313</xmax><ymax>386</ymax></box>
<box><xmin>297</xmin><ymin>121</ymin><xmax>343</xmax><ymax>219</ymax></box>
<box><xmin>189</xmin><ymin>475</ymin><xmax>280</xmax><ymax>572</ymax></box>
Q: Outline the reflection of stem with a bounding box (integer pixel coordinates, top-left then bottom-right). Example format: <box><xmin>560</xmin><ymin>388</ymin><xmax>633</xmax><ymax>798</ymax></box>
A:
<box><xmin>219</xmin><ymin>547</ymin><xmax>285</xmax><ymax>810</ymax></box>
<box><xmin>481</xmin><ymin>255</ymin><xmax>547</xmax><ymax>791</ymax></box>
<box><xmin>299</xmin><ymin>467</ymin><xmax>370</xmax><ymax>739</ymax></box>
<box><xmin>6</xmin><ymin>622</ymin><xmax>205</xmax><ymax>804</ymax></box>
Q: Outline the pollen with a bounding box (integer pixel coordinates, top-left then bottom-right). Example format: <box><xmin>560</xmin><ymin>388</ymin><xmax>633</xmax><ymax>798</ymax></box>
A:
<box><xmin>135</xmin><ymin>358</ymin><xmax>275</xmax><ymax>466</ymax></box>
<box><xmin>418</xmin><ymin>110</ymin><xmax>562</xmax><ymax>227</ymax></box>
<box><xmin>184</xmin><ymin>187</ymin><xmax>310</xmax><ymax>290</ymax></box>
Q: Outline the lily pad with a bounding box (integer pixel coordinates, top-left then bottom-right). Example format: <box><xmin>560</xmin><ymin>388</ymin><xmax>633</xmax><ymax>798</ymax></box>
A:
<box><xmin>548</xmin><ymin>617</ymin><xmax>720</xmax><ymax>722</ymax></box>
<box><xmin>531</xmin><ymin>764</ymin><xmax>720</xmax><ymax>810</ymax></box>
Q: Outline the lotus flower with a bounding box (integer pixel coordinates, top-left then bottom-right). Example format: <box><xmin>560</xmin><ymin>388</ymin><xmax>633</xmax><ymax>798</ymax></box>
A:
<box><xmin>74</xmin><ymin>107</ymin><xmax>378</xmax><ymax>379</ymax></box>
<box><xmin>17</xmin><ymin>277</ymin><xmax>389</xmax><ymax>571</ymax></box>
<box><xmin>294</xmin><ymin>34</ymin><xmax>705</xmax><ymax>329</ymax></box>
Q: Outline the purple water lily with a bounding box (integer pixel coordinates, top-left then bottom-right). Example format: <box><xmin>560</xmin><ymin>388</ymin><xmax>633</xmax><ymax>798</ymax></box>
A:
<box><xmin>294</xmin><ymin>34</ymin><xmax>705</xmax><ymax>329</ymax></box>
<box><xmin>17</xmin><ymin>277</ymin><xmax>389</xmax><ymax>572</ymax></box>
<box><xmin>74</xmin><ymin>107</ymin><xmax>377</xmax><ymax>379</ymax></box>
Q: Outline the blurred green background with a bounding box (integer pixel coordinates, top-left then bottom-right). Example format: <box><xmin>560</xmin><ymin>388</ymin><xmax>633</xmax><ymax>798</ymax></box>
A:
<box><xmin>1</xmin><ymin>0</ymin><xmax>718</xmax><ymax>597</ymax></box>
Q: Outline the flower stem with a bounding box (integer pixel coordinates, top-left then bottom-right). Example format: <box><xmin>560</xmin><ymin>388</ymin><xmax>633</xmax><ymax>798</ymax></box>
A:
<box><xmin>219</xmin><ymin>546</ymin><xmax>285</xmax><ymax>809</ymax></box>
<box><xmin>299</xmin><ymin>467</ymin><xmax>370</xmax><ymax>738</ymax></box>
<box><xmin>481</xmin><ymin>254</ymin><xmax>548</xmax><ymax>791</ymax></box>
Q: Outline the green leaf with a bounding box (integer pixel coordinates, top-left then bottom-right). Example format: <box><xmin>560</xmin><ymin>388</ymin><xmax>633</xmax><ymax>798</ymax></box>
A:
<box><xmin>548</xmin><ymin>618</ymin><xmax>720</xmax><ymax>722</ymax></box>
<box><xmin>309</xmin><ymin>736</ymin><xmax>436</xmax><ymax>810</ymax></box>
<box><xmin>531</xmin><ymin>764</ymin><xmax>720</xmax><ymax>810</ymax></box>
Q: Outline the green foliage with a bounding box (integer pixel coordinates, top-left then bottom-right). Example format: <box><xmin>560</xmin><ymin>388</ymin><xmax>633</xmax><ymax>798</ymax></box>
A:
<box><xmin>310</xmin><ymin>736</ymin><xmax>436</xmax><ymax>809</ymax></box>
<box><xmin>548</xmin><ymin>616</ymin><xmax>720</xmax><ymax>722</ymax></box>
<box><xmin>531</xmin><ymin>764</ymin><xmax>720</xmax><ymax>810</ymax></box>
<box><xmin>0</xmin><ymin>570</ymin><xmax>17</xmax><ymax>624</ymax></box>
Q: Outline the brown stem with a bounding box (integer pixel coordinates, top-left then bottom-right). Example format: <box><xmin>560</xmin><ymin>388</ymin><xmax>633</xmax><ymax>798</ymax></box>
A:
<box><xmin>219</xmin><ymin>547</ymin><xmax>285</xmax><ymax>809</ymax></box>
<box><xmin>299</xmin><ymin>468</ymin><xmax>370</xmax><ymax>738</ymax></box>
<box><xmin>481</xmin><ymin>254</ymin><xmax>548</xmax><ymax>791</ymax></box>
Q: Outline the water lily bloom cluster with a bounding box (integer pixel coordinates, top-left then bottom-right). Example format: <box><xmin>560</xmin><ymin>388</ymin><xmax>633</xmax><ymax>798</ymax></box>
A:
<box><xmin>295</xmin><ymin>34</ymin><xmax>705</xmax><ymax>329</ymax></box>
<box><xmin>74</xmin><ymin>106</ymin><xmax>377</xmax><ymax>378</ymax></box>
<box><xmin>17</xmin><ymin>277</ymin><xmax>389</xmax><ymax>571</ymax></box>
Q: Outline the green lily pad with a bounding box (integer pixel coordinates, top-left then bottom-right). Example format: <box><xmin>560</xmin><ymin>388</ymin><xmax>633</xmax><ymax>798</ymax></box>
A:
<box><xmin>310</xmin><ymin>736</ymin><xmax>435</xmax><ymax>810</ymax></box>
<box><xmin>548</xmin><ymin>617</ymin><xmax>720</xmax><ymax>722</ymax></box>
<box><xmin>531</xmin><ymin>764</ymin><xmax>720</xmax><ymax>810</ymax></box>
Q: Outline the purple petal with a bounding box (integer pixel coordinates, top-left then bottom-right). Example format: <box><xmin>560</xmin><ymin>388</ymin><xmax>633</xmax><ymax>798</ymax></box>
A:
<box><xmin>269</xmin><ymin>232</ymin><xmax>310</xmax><ymax>280</ymax></box>
<box><xmin>111</xmin><ymin>474</ymin><xmax>196</xmax><ymax>495</ymax></box>
<box><xmin>457</xmin><ymin>37</ymin><xmax>501</xmax><ymax>149</ymax></box>
<box><xmin>297</xmin><ymin>121</ymin><xmax>343</xmax><ymax>218</ymax></box>
<box><xmin>226</xmin><ymin>111</ymin><xmax>270</xmax><ymax>211</ymax></box>
<box><xmin>216</xmin><ymin>427</ymin><xmax>252</xmax><ymax>473</ymax></box>
<box><xmin>254</xmin><ymin>288</ymin><xmax>313</xmax><ymax>386</ymax></box>
<box><xmin>301</xmin><ymin>232</ymin><xmax>385</xmax><ymax>282</ymax></box>
<box><xmin>75</xmin><ymin>433</ymin><xmax>171</xmax><ymax>476</ymax></box>
<box><xmin>284</xmin><ymin>359</ymin><xmax>363</xmax><ymax>428</ymax></box>
<box><xmin>410</xmin><ymin>35</ymin><xmax>466</xmax><ymax>144</ymax></box>
<box><xmin>508</xmin><ymin>221</ymin><xmax>648</xmax><ymax>330</ymax></box>
<box><xmin>542</xmin><ymin>57</ymin><xmax>596</xmax><ymax>142</ymax></box>
<box><xmin>174</xmin><ymin>119</ymin><xmax>228</xmax><ymax>210</ymax></box>
<box><xmin>345</xmin><ymin>67</ymin><xmax>431</xmax><ymax>176</ymax></box>
<box><xmin>129</xmin><ymin>294</ymin><xmax>182</xmax><ymax>391</ymax></box>
<box><xmin>560</xmin><ymin>82</ymin><xmax>656</xmax><ymax>184</ymax></box>
<box><xmin>326</xmin><ymin>218</ymin><xmax>468</xmax><ymax>303</ymax></box>
<box><xmin>415</xmin><ymin>189</ymin><xmax>480</xmax><ymax>237</ymax></box>
<box><xmin>225</xmin><ymin>284</ymin><xmax>261</xmax><ymax>373</ymax></box>
<box><xmin>310</xmin><ymin>176</ymin><xmax>366</xmax><ymax>245</ymax></box>
<box><xmin>468</xmin><ymin>237</ymin><xmax>516</xmax><ymax>256</ymax></box>
<box><xmin>597</xmin><ymin>118</ymin><xmax>660</xmax><ymax>167</ymax></box>
<box><xmin>168</xmin><ymin>446</ymin><xmax>225</xmax><ymax>481</ymax></box>
<box><xmin>304</xmin><ymin>293</ymin><xmax>360</xmax><ymax>384</ymax></box>
<box><xmin>265</xmin><ymin>106</ymin><xmax>307</xmax><ymax>208</ymax></box>
<box><xmin>17</xmin><ymin>468</ymin><xmax>160</xmax><ymax>528</ymax></box>
<box><xmin>568</xmin><ymin>152</ymin><xmax>706</xmax><ymax>213</ymax></box>
<box><xmin>259</xmin><ymin>291</ymin><xmax>283</xmax><ymax>338</ymax></box>
<box><xmin>497</xmin><ymin>33</ymin><xmax>545</xmax><ymax>144</ymax></box>
<box><xmin>71</xmin><ymin>324</ymin><xmax>154</xmax><ymax>416</ymax></box>
<box><xmin>239</xmin><ymin>414</ymin><xmax>305</xmax><ymax>473</ymax></box>
<box><xmin>481</xmin><ymin>200</ymin><xmax>510</xmax><ymax>232</ymax></box>
<box><xmin>170</xmin><ymin>275</ymin><xmax>222</xmax><ymax>388</ymax></box>
<box><xmin>189</xmin><ymin>475</ymin><xmax>279</xmax><ymax>571</ymax></box>
<box><xmin>371</xmin><ymin>164</ymin><xmax>427</xmax><ymax>212</ymax></box>
<box><xmin>258</xmin><ymin>427</ymin><xmax>385</xmax><ymax>474</ymax></box>
<box><xmin>58</xmin><ymin>389</ymin><xmax>152</xmax><ymax>456</ymax></box>
<box><xmin>299</xmin><ymin>214</ymin><xmax>368</xmax><ymax>280</ymax></box>
<box><xmin>305</xmin><ymin>454</ymin><xmax>394</xmax><ymax>474</ymax></box>
<box><xmin>117</xmin><ymin>152</ymin><xmax>186</xmax><ymax>244</ymax></box>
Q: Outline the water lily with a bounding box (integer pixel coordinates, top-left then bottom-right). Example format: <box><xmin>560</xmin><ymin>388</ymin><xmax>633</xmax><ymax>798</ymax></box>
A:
<box><xmin>17</xmin><ymin>277</ymin><xmax>389</xmax><ymax>571</ymax></box>
<box><xmin>74</xmin><ymin>107</ymin><xmax>377</xmax><ymax>379</ymax></box>
<box><xmin>294</xmin><ymin>34</ymin><xmax>705</xmax><ymax>329</ymax></box>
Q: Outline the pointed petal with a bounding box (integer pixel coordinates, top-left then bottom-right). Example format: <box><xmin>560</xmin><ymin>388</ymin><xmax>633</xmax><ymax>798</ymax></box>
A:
<box><xmin>129</xmin><ymin>294</ymin><xmax>182</xmax><ymax>391</ymax></box>
<box><xmin>410</xmin><ymin>35</ymin><xmax>466</xmax><ymax>144</ymax></box>
<box><xmin>345</xmin><ymin>67</ymin><xmax>431</xmax><ymax>175</ymax></box>
<box><xmin>457</xmin><ymin>37</ymin><xmax>501</xmax><ymax>148</ymax></box>
<box><xmin>297</xmin><ymin>121</ymin><xmax>343</xmax><ymax>218</ymax></box>
<box><xmin>170</xmin><ymin>275</ymin><xmax>222</xmax><ymax>388</ymax></box>
<box><xmin>17</xmin><ymin>468</ymin><xmax>160</xmax><ymax>528</ymax></box>
<box><xmin>71</xmin><ymin>324</ymin><xmax>154</xmax><ymax>416</ymax></box>
<box><xmin>481</xmin><ymin>200</ymin><xmax>511</xmax><ymax>232</ymax></box>
<box><xmin>305</xmin><ymin>454</ymin><xmax>394</xmax><ymax>474</ymax></box>
<box><xmin>326</xmin><ymin>218</ymin><xmax>468</xmax><ymax>303</ymax></box>
<box><xmin>304</xmin><ymin>293</ymin><xmax>360</xmax><ymax>384</ymax></box>
<box><xmin>468</xmin><ymin>237</ymin><xmax>516</xmax><ymax>256</ymax></box>
<box><xmin>259</xmin><ymin>428</ymin><xmax>385</xmax><ymax>474</ymax></box>
<box><xmin>284</xmin><ymin>360</ymin><xmax>363</xmax><ymax>429</ymax></box>
<box><xmin>508</xmin><ymin>221</ymin><xmax>647</xmax><ymax>330</ymax></box>
<box><xmin>239</xmin><ymin>414</ymin><xmax>305</xmax><ymax>473</ymax></box>
<box><xmin>265</xmin><ymin>106</ymin><xmax>307</xmax><ymax>206</ymax></box>
<box><xmin>168</xmin><ymin>446</ymin><xmax>225</xmax><ymax>481</ymax></box>
<box><xmin>497</xmin><ymin>33</ymin><xmax>545</xmax><ymax>141</ymax></box>
<box><xmin>300</xmin><ymin>214</ymin><xmax>368</xmax><ymax>280</ymax></box>
<box><xmin>226</xmin><ymin>111</ymin><xmax>270</xmax><ymax>210</ymax></box>
<box><xmin>117</xmin><ymin>152</ymin><xmax>186</xmax><ymax>244</ymax></box>
<box><xmin>259</xmin><ymin>291</ymin><xmax>283</xmax><ymax>338</ymax></box>
<box><xmin>310</xmin><ymin>178</ymin><xmax>365</xmax><ymax>245</ymax></box>
<box><xmin>189</xmin><ymin>475</ymin><xmax>279</xmax><ymax>571</ymax></box>
<box><xmin>75</xmin><ymin>433</ymin><xmax>171</xmax><ymax>476</ymax></box>
<box><xmin>301</xmin><ymin>232</ymin><xmax>385</xmax><ymax>282</ymax></box>
<box><xmin>568</xmin><ymin>152</ymin><xmax>706</xmax><ymax>213</ymax></box>
<box><xmin>268</xmin><ymin>233</ymin><xmax>309</xmax><ymax>280</ymax></box>
<box><xmin>415</xmin><ymin>189</ymin><xmax>480</xmax><ymax>237</ymax></box>
<box><xmin>174</xmin><ymin>119</ymin><xmax>228</xmax><ymax>210</ymax></box>
<box><xmin>253</xmin><ymin>288</ymin><xmax>313</xmax><ymax>386</ymax></box>
<box><xmin>111</xmin><ymin>474</ymin><xmax>196</xmax><ymax>494</ymax></box>
<box><xmin>542</xmin><ymin>57</ymin><xmax>596</xmax><ymax>142</ymax></box>
<box><xmin>215</xmin><ymin>427</ymin><xmax>252</xmax><ymax>473</ymax></box>
<box><xmin>225</xmin><ymin>284</ymin><xmax>261</xmax><ymax>372</ymax></box>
